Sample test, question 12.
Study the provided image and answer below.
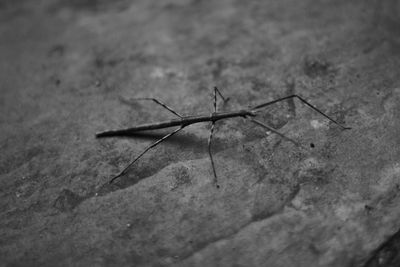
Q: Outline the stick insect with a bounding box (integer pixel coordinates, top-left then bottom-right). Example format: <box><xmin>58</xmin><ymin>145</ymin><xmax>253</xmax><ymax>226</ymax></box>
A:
<box><xmin>96</xmin><ymin>87</ymin><xmax>350</xmax><ymax>187</ymax></box>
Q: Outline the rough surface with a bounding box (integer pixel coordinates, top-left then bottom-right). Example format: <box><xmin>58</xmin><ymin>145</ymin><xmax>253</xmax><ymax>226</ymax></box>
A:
<box><xmin>1</xmin><ymin>0</ymin><xmax>400</xmax><ymax>266</ymax></box>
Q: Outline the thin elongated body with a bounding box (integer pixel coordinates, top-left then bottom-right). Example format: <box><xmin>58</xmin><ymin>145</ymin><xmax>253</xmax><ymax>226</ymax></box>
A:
<box><xmin>96</xmin><ymin>110</ymin><xmax>255</xmax><ymax>137</ymax></box>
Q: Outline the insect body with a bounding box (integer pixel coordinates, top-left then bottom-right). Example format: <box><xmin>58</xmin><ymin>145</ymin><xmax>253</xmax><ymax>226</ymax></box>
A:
<box><xmin>96</xmin><ymin>87</ymin><xmax>350</xmax><ymax>187</ymax></box>
<box><xmin>96</xmin><ymin>110</ymin><xmax>254</xmax><ymax>137</ymax></box>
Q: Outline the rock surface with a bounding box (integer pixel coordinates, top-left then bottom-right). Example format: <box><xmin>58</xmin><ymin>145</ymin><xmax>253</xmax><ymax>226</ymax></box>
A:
<box><xmin>1</xmin><ymin>0</ymin><xmax>400</xmax><ymax>266</ymax></box>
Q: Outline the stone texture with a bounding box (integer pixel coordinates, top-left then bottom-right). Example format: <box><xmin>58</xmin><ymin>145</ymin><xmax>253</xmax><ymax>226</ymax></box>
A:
<box><xmin>1</xmin><ymin>0</ymin><xmax>400</xmax><ymax>266</ymax></box>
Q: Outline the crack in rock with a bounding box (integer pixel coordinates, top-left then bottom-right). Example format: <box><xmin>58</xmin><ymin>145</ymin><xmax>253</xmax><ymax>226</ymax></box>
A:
<box><xmin>176</xmin><ymin>184</ymin><xmax>301</xmax><ymax>264</ymax></box>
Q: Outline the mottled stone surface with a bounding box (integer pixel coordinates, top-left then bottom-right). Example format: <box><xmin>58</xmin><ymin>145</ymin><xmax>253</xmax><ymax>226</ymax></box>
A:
<box><xmin>1</xmin><ymin>0</ymin><xmax>400</xmax><ymax>266</ymax></box>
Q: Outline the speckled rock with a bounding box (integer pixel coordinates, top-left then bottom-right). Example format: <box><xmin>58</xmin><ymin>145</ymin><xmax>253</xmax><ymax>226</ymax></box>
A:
<box><xmin>1</xmin><ymin>0</ymin><xmax>400</xmax><ymax>266</ymax></box>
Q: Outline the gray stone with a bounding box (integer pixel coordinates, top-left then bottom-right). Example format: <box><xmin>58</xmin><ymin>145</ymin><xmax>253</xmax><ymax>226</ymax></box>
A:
<box><xmin>1</xmin><ymin>0</ymin><xmax>400</xmax><ymax>266</ymax></box>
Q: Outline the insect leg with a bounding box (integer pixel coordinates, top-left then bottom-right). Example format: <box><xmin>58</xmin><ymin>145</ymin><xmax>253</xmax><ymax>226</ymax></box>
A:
<box><xmin>121</xmin><ymin>97</ymin><xmax>183</xmax><ymax>118</ymax></box>
<box><xmin>208</xmin><ymin>121</ymin><xmax>219</xmax><ymax>188</ymax></box>
<box><xmin>109</xmin><ymin>125</ymin><xmax>185</xmax><ymax>184</ymax></box>
<box><xmin>251</xmin><ymin>95</ymin><xmax>351</xmax><ymax>130</ymax></box>
<box><xmin>207</xmin><ymin>87</ymin><xmax>223</xmax><ymax>188</ymax></box>
<box><xmin>248</xmin><ymin>118</ymin><xmax>304</xmax><ymax>148</ymax></box>
<box><xmin>214</xmin><ymin>86</ymin><xmax>230</xmax><ymax>103</ymax></box>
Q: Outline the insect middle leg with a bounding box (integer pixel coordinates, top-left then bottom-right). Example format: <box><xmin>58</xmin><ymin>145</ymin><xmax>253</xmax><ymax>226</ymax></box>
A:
<box><xmin>208</xmin><ymin>122</ymin><xmax>218</xmax><ymax>187</ymax></box>
<box><xmin>207</xmin><ymin>87</ymin><xmax>229</xmax><ymax>188</ymax></box>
